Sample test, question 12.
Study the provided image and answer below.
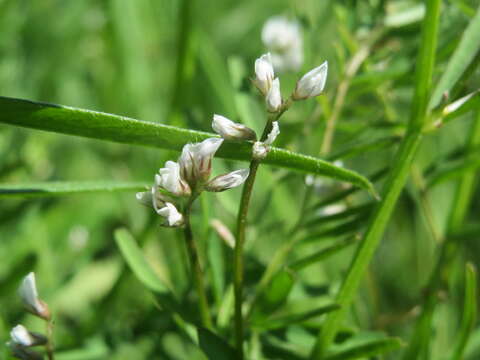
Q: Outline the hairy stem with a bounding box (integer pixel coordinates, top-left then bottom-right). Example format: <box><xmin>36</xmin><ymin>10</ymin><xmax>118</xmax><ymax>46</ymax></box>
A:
<box><xmin>184</xmin><ymin>197</ymin><xmax>212</xmax><ymax>329</ymax></box>
<box><xmin>45</xmin><ymin>319</ymin><xmax>54</xmax><ymax>360</ymax></box>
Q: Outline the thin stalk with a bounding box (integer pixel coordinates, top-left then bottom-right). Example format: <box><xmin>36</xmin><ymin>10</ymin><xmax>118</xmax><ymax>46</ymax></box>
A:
<box><xmin>234</xmin><ymin>105</ymin><xmax>289</xmax><ymax>359</ymax></box>
<box><xmin>45</xmin><ymin>319</ymin><xmax>54</xmax><ymax>360</ymax></box>
<box><xmin>310</xmin><ymin>0</ymin><xmax>441</xmax><ymax>357</ymax></box>
<box><xmin>402</xmin><ymin>111</ymin><xmax>480</xmax><ymax>359</ymax></box>
<box><xmin>184</xmin><ymin>197</ymin><xmax>212</xmax><ymax>329</ymax></box>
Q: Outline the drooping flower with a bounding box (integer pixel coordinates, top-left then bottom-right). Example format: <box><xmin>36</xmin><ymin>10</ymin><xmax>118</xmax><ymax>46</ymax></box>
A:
<box><xmin>155</xmin><ymin>161</ymin><xmax>191</xmax><ymax>196</ymax></box>
<box><xmin>293</xmin><ymin>61</ymin><xmax>328</xmax><ymax>100</ymax></box>
<box><xmin>253</xmin><ymin>53</ymin><xmax>275</xmax><ymax>96</ymax></box>
<box><xmin>18</xmin><ymin>273</ymin><xmax>50</xmax><ymax>320</ymax></box>
<box><xmin>156</xmin><ymin>202</ymin><xmax>184</xmax><ymax>227</ymax></box>
<box><xmin>212</xmin><ymin>114</ymin><xmax>256</xmax><ymax>141</ymax></box>
<box><xmin>262</xmin><ymin>16</ymin><xmax>303</xmax><ymax>72</ymax></box>
<box><xmin>178</xmin><ymin>138</ymin><xmax>224</xmax><ymax>186</ymax></box>
<box><xmin>266</xmin><ymin>78</ymin><xmax>282</xmax><ymax>112</ymax></box>
<box><xmin>10</xmin><ymin>325</ymin><xmax>47</xmax><ymax>347</ymax></box>
<box><xmin>206</xmin><ymin>169</ymin><xmax>250</xmax><ymax>192</ymax></box>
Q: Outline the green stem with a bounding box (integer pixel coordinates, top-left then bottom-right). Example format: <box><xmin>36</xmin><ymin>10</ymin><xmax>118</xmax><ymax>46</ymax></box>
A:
<box><xmin>310</xmin><ymin>0</ymin><xmax>441</xmax><ymax>357</ymax></box>
<box><xmin>184</xmin><ymin>197</ymin><xmax>212</xmax><ymax>329</ymax></box>
<box><xmin>46</xmin><ymin>319</ymin><xmax>54</xmax><ymax>360</ymax></box>
<box><xmin>234</xmin><ymin>106</ymin><xmax>289</xmax><ymax>359</ymax></box>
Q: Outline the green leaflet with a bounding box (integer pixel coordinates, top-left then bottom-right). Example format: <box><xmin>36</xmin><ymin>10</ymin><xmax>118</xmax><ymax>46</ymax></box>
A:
<box><xmin>0</xmin><ymin>96</ymin><xmax>375</xmax><ymax>193</ymax></box>
<box><xmin>0</xmin><ymin>181</ymin><xmax>147</xmax><ymax>198</ymax></box>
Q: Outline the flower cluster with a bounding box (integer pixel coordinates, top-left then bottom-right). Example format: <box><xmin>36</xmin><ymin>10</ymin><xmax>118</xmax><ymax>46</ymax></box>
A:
<box><xmin>8</xmin><ymin>273</ymin><xmax>51</xmax><ymax>360</ymax></box>
<box><xmin>137</xmin><ymin>133</ymin><xmax>250</xmax><ymax>226</ymax></box>
<box><xmin>262</xmin><ymin>16</ymin><xmax>303</xmax><ymax>72</ymax></box>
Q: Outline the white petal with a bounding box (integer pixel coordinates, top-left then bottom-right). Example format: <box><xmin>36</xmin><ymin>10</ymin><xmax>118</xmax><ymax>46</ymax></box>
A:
<box><xmin>254</xmin><ymin>53</ymin><xmax>274</xmax><ymax>95</ymax></box>
<box><xmin>10</xmin><ymin>325</ymin><xmax>34</xmax><ymax>347</ymax></box>
<box><xmin>206</xmin><ymin>169</ymin><xmax>250</xmax><ymax>192</ymax></box>
<box><xmin>18</xmin><ymin>273</ymin><xmax>40</xmax><ymax>312</ymax></box>
<box><xmin>157</xmin><ymin>202</ymin><xmax>184</xmax><ymax>227</ymax></box>
<box><xmin>212</xmin><ymin>114</ymin><xmax>256</xmax><ymax>140</ymax></box>
<box><xmin>252</xmin><ymin>141</ymin><xmax>269</xmax><ymax>160</ymax></box>
<box><xmin>266</xmin><ymin>78</ymin><xmax>282</xmax><ymax>112</ymax></box>
<box><xmin>265</xmin><ymin>121</ymin><xmax>280</xmax><ymax>145</ymax></box>
<box><xmin>293</xmin><ymin>61</ymin><xmax>328</xmax><ymax>100</ymax></box>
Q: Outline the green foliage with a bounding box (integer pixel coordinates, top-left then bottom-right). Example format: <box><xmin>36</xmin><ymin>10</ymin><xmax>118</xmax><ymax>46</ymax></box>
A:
<box><xmin>1</xmin><ymin>0</ymin><xmax>480</xmax><ymax>359</ymax></box>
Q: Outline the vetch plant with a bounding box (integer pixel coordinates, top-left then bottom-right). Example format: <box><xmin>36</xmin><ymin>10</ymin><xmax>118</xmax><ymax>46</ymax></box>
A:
<box><xmin>8</xmin><ymin>273</ymin><xmax>55</xmax><ymax>360</ymax></box>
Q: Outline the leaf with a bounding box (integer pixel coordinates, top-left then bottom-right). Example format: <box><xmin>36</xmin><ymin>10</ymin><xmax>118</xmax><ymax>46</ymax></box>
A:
<box><xmin>197</xmin><ymin>327</ymin><xmax>236</xmax><ymax>360</ymax></box>
<box><xmin>0</xmin><ymin>181</ymin><xmax>147</xmax><ymax>198</ymax></box>
<box><xmin>252</xmin><ymin>303</ymin><xmax>340</xmax><ymax>331</ymax></box>
<box><xmin>301</xmin><ymin>214</ymin><xmax>370</xmax><ymax>244</ymax></box>
<box><xmin>429</xmin><ymin>3</ymin><xmax>480</xmax><ymax>109</ymax></box>
<box><xmin>289</xmin><ymin>239</ymin><xmax>357</xmax><ymax>271</ymax></box>
<box><xmin>448</xmin><ymin>263</ymin><xmax>477</xmax><ymax>360</ymax></box>
<box><xmin>324</xmin><ymin>337</ymin><xmax>404</xmax><ymax>360</ymax></box>
<box><xmin>0</xmin><ymin>96</ymin><xmax>375</xmax><ymax>192</ymax></box>
<box><xmin>114</xmin><ymin>228</ymin><xmax>169</xmax><ymax>294</ymax></box>
<box><xmin>427</xmin><ymin>156</ymin><xmax>480</xmax><ymax>187</ymax></box>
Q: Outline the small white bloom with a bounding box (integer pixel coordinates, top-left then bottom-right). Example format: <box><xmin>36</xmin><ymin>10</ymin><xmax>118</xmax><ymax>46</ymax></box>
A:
<box><xmin>293</xmin><ymin>61</ymin><xmax>328</xmax><ymax>100</ymax></box>
<box><xmin>11</xmin><ymin>325</ymin><xmax>34</xmax><ymax>347</ymax></box>
<box><xmin>252</xmin><ymin>141</ymin><xmax>269</xmax><ymax>160</ymax></box>
<box><xmin>254</xmin><ymin>53</ymin><xmax>275</xmax><ymax>96</ymax></box>
<box><xmin>178</xmin><ymin>138</ymin><xmax>224</xmax><ymax>185</ymax></box>
<box><xmin>321</xmin><ymin>203</ymin><xmax>346</xmax><ymax>216</ymax></box>
<box><xmin>18</xmin><ymin>273</ymin><xmax>50</xmax><ymax>320</ymax></box>
<box><xmin>10</xmin><ymin>325</ymin><xmax>46</xmax><ymax>347</ymax></box>
<box><xmin>206</xmin><ymin>169</ymin><xmax>250</xmax><ymax>192</ymax></box>
<box><xmin>157</xmin><ymin>202</ymin><xmax>184</xmax><ymax>227</ymax></box>
<box><xmin>156</xmin><ymin>161</ymin><xmax>191</xmax><ymax>196</ymax></box>
<box><xmin>136</xmin><ymin>190</ymin><xmax>153</xmax><ymax>206</ymax></box>
<box><xmin>262</xmin><ymin>16</ymin><xmax>303</xmax><ymax>72</ymax></box>
<box><xmin>265</xmin><ymin>121</ymin><xmax>280</xmax><ymax>145</ymax></box>
<box><xmin>212</xmin><ymin>114</ymin><xmax>256</xmax><ymax>141</ymax></box>
<box><xmin>266</xmin><ymin>78</ymin><xmax>282</xmax><ymax>112</ymax></box>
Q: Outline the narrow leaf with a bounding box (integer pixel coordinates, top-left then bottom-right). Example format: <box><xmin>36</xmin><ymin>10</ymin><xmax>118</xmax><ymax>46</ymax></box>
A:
<box><xmin>0</xmin><ymin>96</ymin><xmax>374</xmax><ymax>192</ymax></box>
<box><xmin>114</xmin><ymin>228</ymin><xmax>169</xmax><ymax>293</ymax></box>
<box><xmin>449</xmin><ymin>263</ymin><xmax>477</xmax><ymax>360</ymax></box>
<box><xmin>0</xmin><ymin>181</ymin><xmax>147</xmax><ymax>198</ymax></box>
<box><xmin>252</xmin><ymin>303</ymin><xmax>340</xmax><ymax>331</ymax></box>
<box><xmin>429</xmin><ymin>4</ymin><xmax>480</xmax><ymax>109</ymax></box>
<box><xmin>324</xmin><ymin>337</ymin><xmax>404</xmax><ymax>360</ymax></box>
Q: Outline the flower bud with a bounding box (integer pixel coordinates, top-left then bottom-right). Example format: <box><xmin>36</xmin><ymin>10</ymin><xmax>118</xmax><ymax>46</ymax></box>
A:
<box><xmin>179</xmin><ymin>138</ymin><xmax>224</xmax><ymax>187</ymax></box>
<box><xmin>252</xmin><ymin>141</ymin><xmax>269</xmax><ymax>160</ymax></box>
<box><xmin>155</xmin><ymin>161</ymin><xmax>191</xmax><ymax>196</ymax></box>
<box><xmin>206</xmin><ymin>169</ymin><xmax>250</xmax><ymax>192</ymax></box>
<box><xmin>253</xmin><ymin>53</ymin><xmax>274</xmax><ymax>96</ymax></box>
<box><xmin>10</xmin><ymin>325</ymin><xmax>47</xmax><ymax>347</ymax></box>
<box><xmin>266</xmin><ymin>78</ymin><xmax>282</xmax><ymax>112</ymax></box>
<box><xmin>265</xmin><ymin>121</ymin><xmax>280</xmax><ymax>145</ymax></box>
<box><xmin>156</xmin><ymin>202</ymin><xmax>184</xmax><ymax>227</ymax></box>
<box><xmin>293</xmin><ymin>61</ymin><xmax>328</xmax><ymax>100</ymax></box>
<box><xmin>212</xmin><ymin>114</ymin><xmax>256</xmax><ymax>141</ymax></box>
<box><xmin>18</xmin><ymin>273</ymin><xmax>50</xmax><ymax>320</ymax></box>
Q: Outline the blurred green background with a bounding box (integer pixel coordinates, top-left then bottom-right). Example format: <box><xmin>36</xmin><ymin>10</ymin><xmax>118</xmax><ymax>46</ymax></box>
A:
<box><xmin>1</xmin><ymin>0</ymin><xmax>480</xmax><ymax>359</ymax></box>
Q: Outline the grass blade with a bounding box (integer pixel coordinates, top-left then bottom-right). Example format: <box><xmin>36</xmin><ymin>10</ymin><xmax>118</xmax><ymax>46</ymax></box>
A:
<box><xmin>429</xmin><ymin>4</ymin><xmax>480</xmax><ymax>109</ymax></box>
<box><xmin>324</xmin><ymin>337</ymin><xmax>404</xmax><ymax>360</ymax></box>
<box><xmin>0</xmin><ymin>181</ymin><xmax>146</xmax><ymax>198</ymax></box>
<box><xmin>0</xmin><ymin>96</ymin><xmax>374</xmax><ymax>192</ymax></box>
<box><xmin>449</xmin><ymin>263</ymin><xmax>477</xmax><ymax>360</ymax></box>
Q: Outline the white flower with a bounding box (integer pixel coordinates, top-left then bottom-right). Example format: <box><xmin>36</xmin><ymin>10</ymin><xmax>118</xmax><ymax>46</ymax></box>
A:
<box><xmin>206</xmin><ymin>169</ymin><xmax>250</xmax><ymax>192</ymax></box>
<box><xmin>179</xmin><ymin>138</ymin><xmax>224</xmax><ymax>186</ymax></box>
<box><xmin>252</xmin><ymin>141</ymin><xmax>269</xmax><ymax>160</ymax></box>
<box><xmin>266</xmin><ymin>78</ymin><xmax>282</xmax><ymax>112</ymax></box>
<box><xmin>212</xmin><ymin>114</ymin><xmax>256</xmax><ymax>141</ymax></box>
<box><xmin>262</xmin><ymin>16</ymin><xmax>303</xmax><ymax>72</ymax></box>
<box><xmin>157</xmin><ymin>202</ymin><xmax>184</xmax><ymax>227</ymax></box>
<box><xmin>10</xmin><ymin>325</ymin><xmax>46</xmax><ymax>347</ymax></box>
<box><xmin>254</xmin><ymin>53</ymin><xmax>275</xmax><ymax>96</ymax></box>
<box><xmin>265</xmin><ymin>121</ymin><xmax>280</xmax><ymax>145</ymax></box>
<box><xmin>293</xmin><ymin>61</ymin><xmax>328</xmax><ymax>100</ymax></box>
<box><xmin>18</xmin><ymin>273</ymin><xmax>50</xmax><ymax>320</ymax></box>
<box><xmin>155</xmin><ymin>160</ymin><xmax>191</xmax><ymax>196</ymax></box>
